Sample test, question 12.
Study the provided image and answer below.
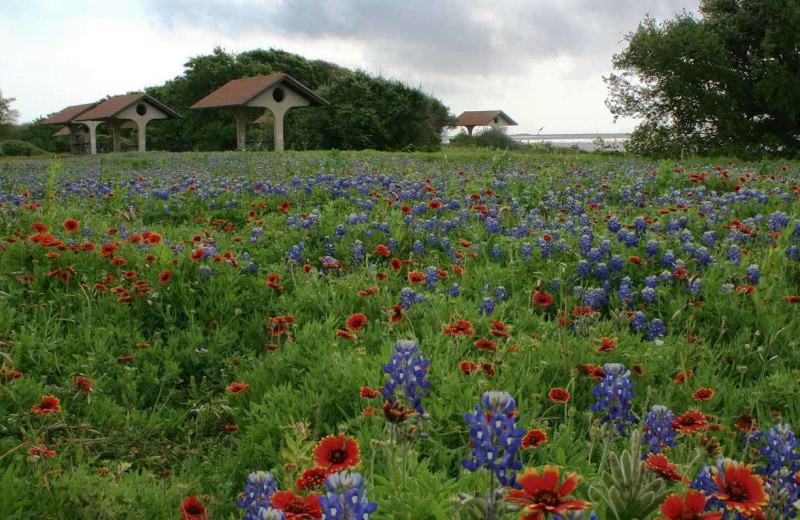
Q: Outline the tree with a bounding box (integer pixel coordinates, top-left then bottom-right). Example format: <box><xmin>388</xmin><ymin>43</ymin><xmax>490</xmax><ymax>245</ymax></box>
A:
<box><xmin>606</xmin><ymin>0</ymin><xmax>800</xmax><ymax>158</ymax></box>
<box><xmin>0</xmin><ymin>89</ymin><xmax>20</xmax><ymax>140</ymax></box>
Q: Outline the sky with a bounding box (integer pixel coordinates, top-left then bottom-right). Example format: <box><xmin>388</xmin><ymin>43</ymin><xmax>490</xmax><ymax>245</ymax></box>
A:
<box><xmin>1</xmin><ymin>0</ymin><xmax>700</xmax><ymax>134</ymax></box>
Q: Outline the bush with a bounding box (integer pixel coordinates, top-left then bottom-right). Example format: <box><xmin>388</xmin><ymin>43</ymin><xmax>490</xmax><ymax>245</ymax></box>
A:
<box><xmin>449</xmin><ymin>128</ymin><xmax>520</xmax><ymax>150</ymax></box>
<box><xmin>0</xmin><ymin>139</ymin><xmax>46</xmax><ymax>157</ymax></box>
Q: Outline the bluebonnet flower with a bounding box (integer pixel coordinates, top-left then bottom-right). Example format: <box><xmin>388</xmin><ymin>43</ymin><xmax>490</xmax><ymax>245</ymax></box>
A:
<box><xmin>631</xmin><ymin>311</ymin><xmax>648</xmax><ymax>334</ymax></box>
<box><xmin>747</xmin><ymin>264</ymin><xmax>760</xmax><ymax>285</ymax></box>
<box><xmin>424</xmin><ymin>266</ymin><xmax>438</xmax><ymax>289</ymax></box>
<box><xmin>607</xmin><ymin>216</ymin><xmax>621</xmax><ymax>233</ymax></box>
<box><xmin>757</xmin><ymin>424</ymin><xmax>800</xmax><ymax>517</ymax></box>
<box><xmin>645</xmin><ymin>240</ymin><xmax>660</xmax><ymax>257</ymax></box>
<box><xmin>633</xmin><ymin>216</ymin><xmax>647</xmax><ymax>233</ymax></box>
<box><xmin>687</xmin><ymin>278</ymin><xmax>702</xmax><ymax>294</ymax></box>
<box><xmin>702</xmin><ymin>231</ymin><xmax>717</xmax><ymax>247</ymax></box>
<box><xmin>493</xmin><ymin>286</ymin><xmax>509</xmax><ymax>301</ymax></box>
<box><xmin>767</xmin><ymin>211</ymin><xmax>790</xmax><ymax>232</ymax></box>
<box><xmin>521</xmin><ymin>242</ymin><xmax>533</xmax><ymax>262</ymax></box>
<box><xmin>236</xmin><ymin>471</ymin><xmax>279</xmax><ymax>520</ymax></box>
<box><xmin>788</xmin><ymin>245</ymin><xmax>800</xmax><ymax>261</ymax></box>
<box><xmin>726</xmin><ymin>244</ymin><xmax>741</xmax><ymax>265</ymax></box>
<box><xmin>462</xmin><ymin>391</ymin><xmax>525</xmax><ymax>487</ymax></box>
<box><xmin>643</xmin><ymin>275</ymin><xmax>659</xmax><ymax>288</ymax></box>
<box><xmin>286</xmin><ymin>242</ymin><xmax>304</xmax><ymax>265</ymax></box>
<box><xmin>318</xmin><ymin>471</ymin><xmax>378</xmax><ymax>519</ymax></box>
<box><xmin>641</xmin><ymin>287</ymin><xmax>657</xmax><ymax>303</ymax></box>
<box><xmin>448</xmin><ymin>283</ymin><xmax>461</xmax><ymax>298</ymax></box>
<box><xmin>381</xmin><ymin>340</ymin><xmax>430</xmax><ymax>415</ymax></box>
<box><xmin>537</xmin><ymin>237</ymin><xmax>554</xmax><ymax>258</ymax></box>
<box><xmin>578</xmin><ymin>234</ymin><xmax>593</xmax><ymax>257</ymax></box>
<box><xmin>647</xmin><ymin>319</ymin><xmax>666</xmax><ymax>341</ymax></box>
<box><xmin>484</xmin><ymin>217</ymin><xmax>502</xmax><ymax>234</ymax></box>
<box><xmin>584</xmin><ymin>287</ymin><xmax>607</xmax><ymax>310</ymax></box>
<box><xmin>490</xmin><ymin>244</ymin><xmax>503</xmax><ymax>261</ymax></box>
<box><xmin>661</xmin><ymin>250</ymin><xmax>676</xmax><ymax>268</ymax></box>
<box><xmin>412</xmin><ymin>240</ymin><xmax>425</xmax><ymax>255</ymax></box>
<box><xmin>576</xmin><ymin>260</ymin><xmax>591</xmax><ymax>278</ymax></box>
<box><xmin>587</xmin><ymin>247</ymin><xmax>603</xmax><ymax>263</ymax></box>
<box><xmin>400</xmin><ymin>288</ymin><xmax>425</xmax><ymax>309</ymax></box>
<box><xmin>387</xmin><ymin>237</ymin><xmax>399</xmax><ymax>252</ymax></box>
<box><xmin>609</xmin><ymin>255</ymin><xmax>624</xmax><ymax>272</ymax></box>
<box><xmin>642</xmin><ymin>405</ymin><xmax>677</xmax><ymax>454</ymax></box>
<box><xmin>199</xmin><ymin>266</ymin><xmax>214</xmax><ymax>276</ymax></box>
<box><xmin>590</xmin><ymin>363</ymin><xmax>635</xmax><ymax>437</ymax></box>
<box><xmin>594</xmin><ymin>263</ymin><xmax>609</xmax><ymax>280</ymax></box>
<box><xmin>350</xmin><ymin>241</ymin><xmax>365</xmax><ymax>266</ymax></box>
<box><xmin>479</xmin><ymin>297</ymin><xmax>496</xmax><ymax>315</ymax></box>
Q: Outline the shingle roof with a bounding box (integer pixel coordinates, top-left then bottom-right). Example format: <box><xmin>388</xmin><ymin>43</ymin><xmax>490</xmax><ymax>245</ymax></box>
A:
<box><xmin>191</xmin><ymin>73</ymin><xmax>328</xmax><ymax>109</ymax></box>
<box><xmin>76</xmin><ymin>94</ymin><xmax>180</xmax><ymax>121</ymax></box>
<box><xmin>456</xmin><ymin>110</ymin><xmax>518</xmax><ymax>127</ymax></box>
<box><xmin>53</xmin><ymin>127</ymin><xmax>71</xmax><ymax>137</ymax></box>
<box><xmin>40</xmin><ymin>103</ymin><xmax>97</xmax><ymax>125</ymax></box>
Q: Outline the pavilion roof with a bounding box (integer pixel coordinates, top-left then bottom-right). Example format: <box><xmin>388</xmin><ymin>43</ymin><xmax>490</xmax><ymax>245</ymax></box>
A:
<box><xmin>191</xmin><ymin>73</ymin><xmax>327</xmax><ymax>110</ymax></box>
<box><xmin>40</xmin><ymin>103</ymin><xmax>97</xmax><ymax>125</ymax></box>
<box><xmin>456</xmin><ymin>110</ymin><xmax>517</xmax><ymax>127</ymax></box>
<box><xmin>76</xmin><ymin>93</ymin><xmax>180</xmax><ymax>121</ymax></box>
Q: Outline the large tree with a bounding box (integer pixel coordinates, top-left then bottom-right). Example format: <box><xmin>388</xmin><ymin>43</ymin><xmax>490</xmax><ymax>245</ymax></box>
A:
<box><xmin>0</xmin><ymin>89</ymin><xmax>20</xmax><ymax>140</ymax></box>
<box><xmin>606</xmin><ymin>0</ymin><xmax>800</xmax><ymax>158</ymax></box>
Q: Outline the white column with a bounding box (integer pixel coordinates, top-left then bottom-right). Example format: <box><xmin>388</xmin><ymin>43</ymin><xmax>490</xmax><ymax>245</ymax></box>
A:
<box><xmin>83</xmin><ymin>121</ymin><xmax>101</xmax><ymax>156</ymax></box>
<box><xmin>110</xmin><ymin>120</ymin><xmax>123</xmax><ymax>152</ymax></box>
<box><xmin>233</xmin><ymin>109</ymin><xmax>248</xmax><ymax>151</ymax></box>
<box><xmin>273</xmin><ymin>108</ymin><xmax>285</xmax><ymax>152</ymax></box>
<box><xmin>136</xmin><ymin>120</ymin><xmax>147</xmax><ymax>152</ymax></box>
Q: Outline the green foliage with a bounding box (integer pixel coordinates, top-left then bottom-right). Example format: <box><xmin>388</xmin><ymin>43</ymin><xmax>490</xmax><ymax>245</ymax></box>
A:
<box><xmin>607</xmin><ymin>0</ymin><xmax>800</xmax><ymax>158</ymax></box>
<box><xmin>0</xmin><ymin>89</ymin><xmax>20</xmax><ymax>141</ymax></box>
<box><xmin>449</xmin><ymin>129</ymin><xmax>521</xmax><ymax>151</ymax></box>
<box><xmin>145</xmin><ymin>47</ymin><xmax>452</xmax><ymax>152</ymax></box>
<box><xmin>0</xmin><ymin>139</ymin><xmax>46</xmax><ymax>157</ymax></box>
<box><xmin>588</xmin><ymin>430</ymin><xmax>669</xmax><ymax>520</ymax></box>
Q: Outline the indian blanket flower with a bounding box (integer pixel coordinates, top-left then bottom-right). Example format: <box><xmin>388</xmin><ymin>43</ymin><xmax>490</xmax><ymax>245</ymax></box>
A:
<box><xmin>271</xmin><ymin>491</ymin><xmax>322</xmax><ymax>519</ymax></box>
<box><xmin>504</xmin><ymin>466</ymin><xmax>592</xmax><ymax>519</ymax></box>
<box><xmin>549</xmin><ymin>388</ymin><xmax>571</xmax><ymax>404</ymax></box>
<box><xmin>236</xmin><ymin>471</ymin><xmax>279</xmax><ymax>519</ymax></box>
<box><xmin>693</xmin><ymin>388</ymin><xmax>714</xmax><ymax>402</ymax></box>
<box><xmin>31</xmin><ymin>395</ymin><xmax>61</xmax><ymax>415</ymax></box>
<box><xmin>645</xmin><ymin>453</ymin><xmax>686</xmax><ymax>482</ymax></box>
<box><xmin>313</xmin><ymin>434</ymin><xmax>361</xmax><ymax>472</ymax></box>
<box><xmin>380</xmin><ymin>339</ymin><xmax>430</xmax><ymax>416</ymax></box>
<box><xmin>590</xmin><ymin>363</ymin><xmax>635</xmax><ymax>436</ymax></box>
<box><xmin>63</xmin><ymin>219</ymin><xmax>79</xmax><ymax>232</ymax></box>
<box><xmin>522</xmin><ymin>429</ymin><xmax>548</xmax><ymax>450</ymax></box>
<box><xmin>180</xmin><ymin>496</ymin><xmax>208</xmax><ymax>520</ymax></box>
<box><xmin>227</xmin><ymin>382</ymin><xmax>250</xmax><ymax>394</ymax></box>
<box><xmin>534</xmin><ymin>291</ymin><xmax>554</xmax><ymax>307</ymax></box>
<box><xmin>643</xmin><ymin>405</ymin><xmax>678</xmax><ymax>454</ymax></box>
<box><xmin>317</xmin><ymin>471</ymin><xmax>378</xmax><ymax>519</ymax></box>
<box><xmin>673</xmin><ymin>411</ymin><xmax>707</xmax><ymax>434</ymax></box>
<box><xmin>657</xmin><ymin>490</ymin><xmax>723</xmax><ymax>520</ymax></box>
<box><xmin>462</xmin><ymin>390</ymin><xmax>525</xmax><ymax>487</ymax></box>
<box><xmin>345</xmin><ymin>313</ymin><xmax>367</xmax><ymax>332</ymax></box>
<box><xmin>692</xmin><ymin>459</ymin><xmax>768</xmax><ymax>518</ymax></box>
<box><xmin>296</xmin><ymin>468</ymin><xmax>329</xmax><ymax>492</ymax></box>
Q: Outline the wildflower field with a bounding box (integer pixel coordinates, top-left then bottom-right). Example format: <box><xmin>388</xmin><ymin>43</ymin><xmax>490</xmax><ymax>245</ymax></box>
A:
<box><xmin>1</xmin><ymin>150</ymin><xmax>799</xmax><ymax>519</ymax></box>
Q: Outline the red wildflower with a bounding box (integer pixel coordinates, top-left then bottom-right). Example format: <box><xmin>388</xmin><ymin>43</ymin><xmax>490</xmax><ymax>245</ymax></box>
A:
<box><xmin>295</xmin><ymin>468</ymin><xmax>329</xmax><ymax>491</ymax></box>
<box><xmin>27</xmin><ymin>444</ymin><xmax>56</xmax><ymax>458</ymax></box>
<box><xmin>576</xmin><ymin>363</ymin><xmax>606</xmax><ymax>379</ymax></box>
<box><xmin>389</xmin><ymin>258</ymin><xmax>403</xmax><ymax>271</ymax></box>
<box><xmin>190</xmin><ymin>249</ymin><xmax>204</xmax><ymax>261</ymax></box>
<box><xmin>734</xmin><ymin>414</ymin><xmax>757</xmax><ymax>433</ymax></box>
<box><xmin>645</xmin><ymin>453</ymin><xmax>686</xmax><ymax>482</ymax></box>
<box><xmin>158</xmin><ymin>270</ymin><xmax>172</xmax><ymax>284</ymax></box>
<box><xmin>360</xmin><ymin>387</ymin><xmax>379</xmax><ymax>398</ymax></box>
<box><xmin>442</xmin><ymin>320</ymin><xmax>474</xmax><ymax>337</ymax></box>
<box><xmin>549</xmin><ymin>388</ymin><xmax>571</xmax><ymax>403</ymax></box>
<box><xmin>277</xmin><ymin>201</ymin><xmax>291</xmax><ymax>212</ymax></box>
<box><xmin>408</xmin><ymin>271</ymin><xmax>425</xmax><ymax>284</ymax></box>
<box><xmin>31</xmin><ymin>395</ymin><xmax>61</xmax><ymax>415</ymax></box>
<box><xmin>533</xmin><ymin>291</ymin><xmax>554</xmax><ymax>307</ymax></box>
<box><xmin>504</xmin><ymin>466</ymin><xmax>592</xmax><ymax>517</ymax></box>
<box><xmin>388</xmin><ymin>305</ymin><xmax>404</xmax><ymax>323</ymax></box>
<box><xmin>313</xmin><ymin>434</ymin><xmax>361</xmax><ymax>472</ymax></box>
<box><xmin>74</xmin><ymin>376</ymin><xmax>92</xmax><ymax>393</ymax></box>
<box><xmin>63</xmin><ymin>219</ymin><xmax>79</xmax><ymax>232</ymax></box>
<box><xmin>693</xmin><ymin>388</ymin><xmax>714</xmax><ymax>402</ymax></box>
<box><xmin>460</xmin><ymin>361</ymin><xmax>479</xmax><ymax>374</ymax></box>
<box><xmin>521</xmin><ymin>429</ymin><xmax>548</xmax><ymax>449</ymax></box>
<box><xmin>32</xmin><ymin>222</ymin><xmax>49</xmax><ymax>233</ymax></box>
<box><xmin>345</xmin><ymin>313</ymin><xmax>367</xmax><ymax>332</ymax></box>
<box><xmin>597</xmin><ymin>337</ymin><xmax>616</xmax><ymax>352</ymax></box>
<box><xmin>785</xmin><ymin>296</ymin><xmax>800</xmax><ymax>303</ymax></box>
<box><xmin>673</xmin><ymin>411</ymin><xmax>708</xmax><ymax>434</ymax></box>
<box><xmin>180</xmin><ymin>496</ymin><xmax>207</xmax><ymax>520</ymax></box>
<box><xmin>336</xmin><ymin>330</ymin><xmax>357</xmax><ymax>340</ymax></box>
<box><xmin>271</xmin><ymin>491</ymin><xmax>321</xmax><ymax>519</ymax></box>
<box><xmin>375</xmin><ymin>245</ymin><xmax>391</xmax><ymax>257</ymax></box>
<box><xmin>658</xmin><ymin>490</ymin><xmax>723</xmax><ymax>520</ymax></box>
<box><xmin>428</xmin><ymin>200</ymin><xmax>442</xmax><ymax>210</ymax></box>
<box><xmin>226</xmin><ymin>382</ymin><xmax>250</xmax><ymax>394</ymax></box>
<box><xmin>489</xmin><ymin>320</ymin><xmax>510</xmax><ymax>337</ymax></box>
<box><xmin>474</xmin><ymin>338</ymin><xmax>498</xmax><ymax>353</ymax></box>
<box><xmin>146</xmin><ymin>233</ymin><xmax>162</xmax><ymax>244</ymax></box>
<box><xmin>709</xmin><ymin>461</ymin><xmax>768</xmax><ymax>517</ymax></box>
<box><xmin>674</xmin><ymin>370</ymin><xmax>694</xmax><ymax>384</ymax></box>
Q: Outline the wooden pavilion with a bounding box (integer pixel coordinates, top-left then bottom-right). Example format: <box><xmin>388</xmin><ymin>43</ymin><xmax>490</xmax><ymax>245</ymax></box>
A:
<box><xmin>456</xmin><ymin>110</ymin><xmax>518</xmax><ymax>136</ymax></box>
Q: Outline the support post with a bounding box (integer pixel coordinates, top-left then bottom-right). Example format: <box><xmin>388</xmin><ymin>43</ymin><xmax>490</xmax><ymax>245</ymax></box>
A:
<box><xmin>83</xmin><ymin>121</ymin><xmax>101</xmax><ymax>156</ymax></box>
<box><xmin>233</xmin><ymin>109</ymin><xmax>248</xmax><ymax>151</ymax></box>
<box><xmin>467</xmin><ymin>126</ymin><xmax>474</xmax><ymax>136</ymax></box>
<box><xmin>136</xmin><ymin>120</ymin><xmax>147</xmax><ymax>152</ymax></box>
<box><xmin>110</xmin><ymin>120</ymin><xmax>123</xmax><ymax>153</ymax></box>
<box><xmin>273</xmin><ymin>109</ymin><xmax>285</xmax><ymax>152</ymax></box>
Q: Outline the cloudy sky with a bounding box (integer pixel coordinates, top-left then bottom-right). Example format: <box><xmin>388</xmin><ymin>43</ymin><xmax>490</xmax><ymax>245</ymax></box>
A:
<box><xmin>1</xmin><ymin>0</ymin><xmax>699</xmax><ymax>134</ymax></box>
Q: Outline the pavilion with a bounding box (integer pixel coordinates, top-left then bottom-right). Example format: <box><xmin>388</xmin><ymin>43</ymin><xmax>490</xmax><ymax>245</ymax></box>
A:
<box><xmin>39</xmin><ymin>103</ymin><xmax>97</xmax><ymax>155</ymax></box>
<box><xmin>41</xmin><ymin>94</ymin><xmax>179</xmax><ymax>155</ymax></box>
<box><xmin>190</xmin><ymin>73</ymin><xmax>328</xmax><ymax>151</ymax></box>
<box><xmin>456</xmin><ymin>110</ymin><xmax>518</xmax><ymax>136</ymax></box>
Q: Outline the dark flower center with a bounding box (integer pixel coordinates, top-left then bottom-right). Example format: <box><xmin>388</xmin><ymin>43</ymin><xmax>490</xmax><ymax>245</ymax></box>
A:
<box><xmin>186</xmin><ymin>504</ymin><xmax>204</xmax><ymax>514</ymax></box>
<box><xmin>727</xmin><ymin>481</ymin><xmax>749</xmax><ymax>502</ymax></box>
<box><xmin>286</xmin><ymin>499</ymin><xmax>311</xmax><ymax>513</ymax></box>
<box><xmin>329</xmin><ymin>449</ymin><xmax>347</xmax><ymax>464</ymax></box>
<box><xmin>533</xmin><ymin>490</ymin><xmax>560</xmax><ymax>507</ymax></box>
<box><xmin>681</xmin><ymin>417</ymin><xmax>695</xmax><ymax>425</ymax></box>
<box><xmin>679</xmin><ymin>512</ymin><xmax>699</xmax><ymax>520</ymax></box>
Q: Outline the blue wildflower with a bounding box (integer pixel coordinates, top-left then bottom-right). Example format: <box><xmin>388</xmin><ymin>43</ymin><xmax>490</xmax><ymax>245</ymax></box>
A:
<box><xmin>236</xmin><ymin>471</ymin><xmax>279</xmax><ymax>520</ymax></box>
<box><xmin>642</xmin><ymin>405</ymin><xmax>678</xmax><ymax>454</ymax></box>
<box><xmin>590</xmin><ymin>363</ymin><xmax>635</xmax><ymax>437</ymax></box>
<box><xmin>318</xmin><ymin>471</ymin><xmax>378</xmax><ymax>520</ymax></box>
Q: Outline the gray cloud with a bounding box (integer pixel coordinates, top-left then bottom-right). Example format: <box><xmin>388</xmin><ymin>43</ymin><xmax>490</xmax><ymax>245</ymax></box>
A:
<box><xmin>145</xmin><ymin>0</ymin><xmax>699</xmax><ymax>78</ymax></box>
